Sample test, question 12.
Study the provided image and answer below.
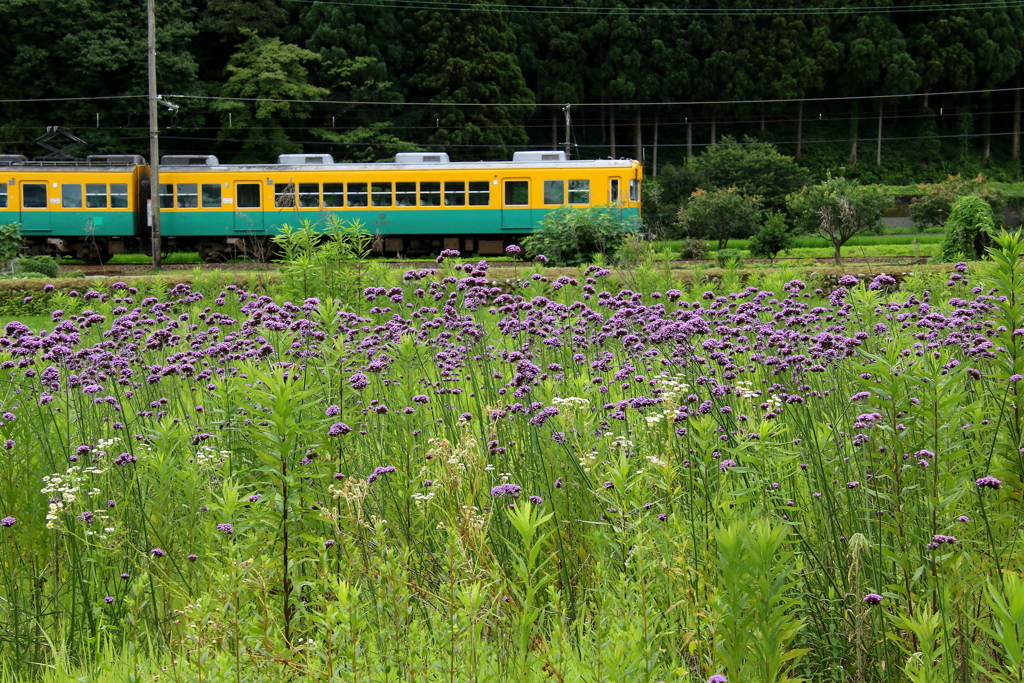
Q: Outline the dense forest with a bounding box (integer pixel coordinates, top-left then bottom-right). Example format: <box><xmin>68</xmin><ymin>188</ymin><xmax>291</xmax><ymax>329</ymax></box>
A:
<box><xmin>1</xmin><ymin>0</ymin><xmax>1023</xmax><ymax>184</ymax></box>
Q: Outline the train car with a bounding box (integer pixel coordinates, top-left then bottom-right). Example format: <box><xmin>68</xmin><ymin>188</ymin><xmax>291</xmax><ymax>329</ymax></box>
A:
<box><xmin>0</xmin><ymin>154</ymin><xmax>148</xmax><ymax>260</ymax></box>
<box><xmin>157</xmin><ymin>151</ymin><xmax>642</xmax><ymax>260</ymax></box>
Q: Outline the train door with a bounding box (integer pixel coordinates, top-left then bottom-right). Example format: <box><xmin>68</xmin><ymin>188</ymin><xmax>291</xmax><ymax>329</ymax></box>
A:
<box><xmin>19</xmin><ymin>180</ymin><xmax>51</xmax><ymax>234</ymax></box>
<box><xmin>233</xmin><ymin>182</ymin><xmax>264</xmax><ymax>234</ymax></box>
<box><xmin>608</xmin><ymin>177</ymin><xmax>622</xmax><ymax>204</ymax></box>
<box><xmin>501</xmin><ymin>178</ymin><xmax>531</xmax><ymax>229</ymax></box>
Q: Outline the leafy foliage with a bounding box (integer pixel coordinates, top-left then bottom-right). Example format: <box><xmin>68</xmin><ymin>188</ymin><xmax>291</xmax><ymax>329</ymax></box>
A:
<box><xmin>212</xmin><ymin>31</ymin><xmax>330</xmax><ymax>162</ymax></box>
<box><xmin>910</xmin><ymin>174</ymin><xmax>1006</xmax><ymax>228</ymax></box>
<box><xmin>748</xmin><ymin>212</ymin><xmax>793</xmax><ymax>263</ymax></box>
<box><xmin>522</xmin><ymin>205</ymin><xmax>638</xmax><ymax>266</ymax></box>
<box><xmin>406</xmin><ymin>1</ymin><xmax>534</xmax><ymax>158</ymax></box>
<box><xmin>690</xmin><ymin>136</ymin><xmax>811</xmax><ymax>215</ymax></box>
<box><xmin>678</xmin><ymin>237</ymin><xmax>710</xmax><ymax>260</ymax></box>
<box><xmin>18</xmin><ymin>255</ymin><xmax>58</xmax><ymax>278</ymax></box>
<box><xmin>271</xmin><ymin>216</ymin><xmax>374</xmax><ymax>303</ymax></box>
<box><xmin>675</xmin><ymin>187</ymin><xmax>762</xmax><ymax>250</ymax></box>
<box><xmin>0</xmin><ymin>224</ymin><xmax>22</xmax><ymax>263</ymax></box>
<box><xmin>787</xmin><ymin>175</ymin><xmax>891</xmax><ymax>263</ymax></box>
<box><xmin>715</xmin><ymin>248</ymin><xmax>744</xmax><ymax>268</ymax></box>
<box><xmin>935</xmin><ymin>194</ymin><xmax>996</xmax><ymax>262</ymax></box>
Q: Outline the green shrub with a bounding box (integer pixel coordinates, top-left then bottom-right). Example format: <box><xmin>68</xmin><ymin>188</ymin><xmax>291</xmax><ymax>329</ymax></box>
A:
<box><xmin>523</xmin><ymin>205</ymin><xmax>639</xmax><ymax>266</ymax></box>
<box><xmin>18</xmin><ymin>255</ymin><xmax>59</xmax><ymax>278</ymax></box>
<box><xmin>679</xmin><ymin>238</ymin><xmax>710</xmax><ymax>260</ymax></box>
<box><xmin>934</xmin><ymin>194</ymin><xmax>995</xmax><ymax>262</ymax></box>
<box><xmin>910</xmin><ymin>174</ymin><xmax>1005</xmax><ymax>228</ymax></box>
<box><xmin>0</xmin><ymin>223</ymin><xmax>22</xmax><ymax>263</ymax></box>
<box><xmin>675</xmin><ymin>187</ymin><xmax>762</xmax><ymax>250</ymax></box>
<box><xmin>716</xmin><ymin>248</ymin><xmax>745</xmax><ymax>268</ymax></box>
<box><xmin>748</xmin><ymin>212</ymin><xmax>793</xmax><ymax>263</ymax></box>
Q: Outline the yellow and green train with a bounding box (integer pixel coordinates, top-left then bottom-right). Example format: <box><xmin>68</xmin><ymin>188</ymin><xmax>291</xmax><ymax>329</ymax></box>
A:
<box><xmin>0</xmin><ymin>151</ymin><xmax>642</xmax><ymax>261</ymax></box>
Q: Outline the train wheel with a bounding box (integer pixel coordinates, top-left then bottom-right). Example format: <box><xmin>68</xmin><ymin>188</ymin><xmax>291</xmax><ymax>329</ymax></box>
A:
<box><xmin>198</xmin><ymin>242</ymin><xmax>229</xmax><ymax>263</ymax></box>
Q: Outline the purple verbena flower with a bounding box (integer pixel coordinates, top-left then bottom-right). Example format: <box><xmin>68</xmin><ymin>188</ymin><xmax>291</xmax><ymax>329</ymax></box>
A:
<box><xmin>491</xmin><ymin>483</ymin><xmax>521</xmax><ymax>497</ymax></box>
<box><xmin>863</xmin><ymin>593</ymin><xmax>883</xmax><ymax>605</ymax></box>
<box><xmin>328</xmin><ymin>422</ymin><xmax>352</xmax><ymax>436</ymax></box>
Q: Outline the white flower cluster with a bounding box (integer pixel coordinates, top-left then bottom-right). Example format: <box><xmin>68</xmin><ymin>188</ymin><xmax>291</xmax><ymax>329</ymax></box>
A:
<box><xmin>579</xmin><ymin>451</ymin><xmax>598</xmax><ymax>473</ymax></box>
<box><xmin>608</xmin><ymin>435</ymin><xmax>635</xmax><ymax>450</ymax></box>
<box><xmin>194</xmin><ymin>445</ymin><xmax>230</xmax><ymax>468</ymax></box>
<box><xmin>40</xmin><ymin>465</ymin><xmax>104</xmax><ymax>530</ymax></box>
<box><xmin>655</xmin><ymin>374</ymin><xmax>691</xmax><ymax>404</ymax></box>
<box><xmin>460</xmin><ymin>505</ymin><xmax>488</xmax><ymax>529</ymax></box>
<box><xmin>646</xmin><ymin>454</ymin><xmax>667</xmax><ymax>467</ymax></box>
<box><xmin>552</xmin><ymin>396</ymin><xmax>590</xmax><ymax>409</ymax></box>
<box><xmin>735</xmin><ymin>381</ymin><xmax>760</xmax><ymax>400</ymax></box>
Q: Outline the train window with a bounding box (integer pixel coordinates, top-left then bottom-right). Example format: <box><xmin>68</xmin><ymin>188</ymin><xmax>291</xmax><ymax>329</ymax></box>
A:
<box><xmin>371</xmin><ymin>182</ymin><xmax>392</xmax><ymax>207</ymax></box>
<box><xmin>629</xmin><ymin>179</ymin><xmax>640</xmax><ymax>202</ymax></box>
<box><xmin>444</xmin><ymin>182</ymin><xmax>465</xmax><ymax>206</ymax></box>
<box><xmin>568</xmin><ymin>179</ymin><xmax>590</xmax><ymax>205</ymax></box>
<box><xmin>323</xmin><ymin>183</ymin><xmax>344</xmax><ymax>207</ymax></box>
<box><xmin>504</xmin><ymin>180</ymin><xmax>528</xmax><ymax>205</ymax></box>
<box><xmin>543</xmin><ymin>180</ymin><xmax>564</xmax><ymax>205</ymax></box>
<box><xmin>0</xmin><ymin>185</ymin><xmax>5</xmax><ymax>209</ymax></box>
<box><xmin>176</xmin><ymin>184</ymin><xmax>198</xmax><ymax>208</ymax></box>
<box><xmin>468</xmin><ymin>181</ymin><xmax>489</xmax><ymax>206</ymax></box>
<box><xmin>237</xmin><ymin>184</ymin><xmax>261</xmax><ymax>208</ymax></box>
<box><xmin>111</xmin><ymin>184</ymin><xmax>129</xmax><ymax>208</ymax></box>
<box><xmin>299</xmin><ymin>183</ymin><xmax>319</xmax><ymax>208</ymax></box>
<box><xmin>159</xmin><ymin>184</ymin><xmax>174</xmax><ymax>209</ymax></box>
<box><xmin>22</xmin><ymin>184</ymin><xmax>46</xmax><ymax>208</ymax></box>
<box><xmin>274</xmin><ymin>183</ymin><xmax>295</xmax><ymax>208</ymax></box>
<box><xmin>420</xmin><ymin>182</ymin><xmax>441</xmax><ymax>206</ymax></box>
<box><xmin>609</xmin><ymin>179</ymin><xmax>620</xmax><ymax>203</ymax></box>
<box><xmin>62</xmin><ymin>184</ymin><xmax>83</xmax><ymax>209</ymax></box>
<box><xmin>86</xmin><ymin>184</ymin><xmax>108</xmax><ymax>209</ymax></box>
<box><xmin>396</xmin><ymin>182</ymin><xmax>416</xmax><ymax>207</ymax></box>
<box><xmin>347</xmin><ymin>182</ymin><xmax>368</xmax><ymax>207</ymax></box>
<box><xmin>201</xmin><ymin>184</ymin><xmax>222</xmax><ymax>208</ymax></box>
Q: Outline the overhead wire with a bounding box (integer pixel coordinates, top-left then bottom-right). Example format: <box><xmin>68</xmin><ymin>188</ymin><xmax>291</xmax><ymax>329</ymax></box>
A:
<box><xmin>277</xmin><ymin>0</ymin><xmax>1024</xmax><ymax>17</ymax></box>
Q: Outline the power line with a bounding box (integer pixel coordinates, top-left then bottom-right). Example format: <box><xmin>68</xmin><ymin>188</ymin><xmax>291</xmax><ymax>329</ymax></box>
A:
<box><xmin>144</xmin><ymin>84</ymin><xmax>1024</xmax><ymax>108</ymax></box>
<box><xmin>0</xmin><ymin>95</ymin><xmax>149</xmax><ymax>104</ymax></box>
<box><xmin>2</xmin><ymin>85</ymin><xmax>1022</xmax><ymax>108</ymax></box>
<box><xmin>280</xmin><ymin>0</ymin><xmax>1024</xmax><ymax>17</ymax></box>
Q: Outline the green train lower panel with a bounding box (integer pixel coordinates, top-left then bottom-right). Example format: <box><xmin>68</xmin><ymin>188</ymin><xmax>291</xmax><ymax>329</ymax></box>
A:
<box><xmin>4</xmin><ymin>211</ymin><xmax>136</xmax><ymax>238</ymax></box>
<box><xmin>159</xmin><ymin>206</ymin><xmax>639</xmax><ymax>238</ymax></box>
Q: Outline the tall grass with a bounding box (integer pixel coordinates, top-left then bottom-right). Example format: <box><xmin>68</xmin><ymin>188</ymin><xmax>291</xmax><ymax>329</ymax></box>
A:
<box><xmin>0</xmin><ymin>236</ymin><xmax>1021</xmax><ymax>681</ymax></box>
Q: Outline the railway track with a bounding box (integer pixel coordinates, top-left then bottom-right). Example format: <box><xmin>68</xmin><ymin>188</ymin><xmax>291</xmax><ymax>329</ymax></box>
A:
<box><xmin>58</xmin><ymin>255</ymin><xmax>931</xmax><ymax>278</ymax></box>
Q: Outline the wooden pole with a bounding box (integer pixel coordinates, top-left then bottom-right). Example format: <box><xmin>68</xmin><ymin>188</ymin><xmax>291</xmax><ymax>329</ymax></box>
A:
<box><xmin>147</xmin><ymin>0</ymin><xmax>161</xmax><ymax>270</ymax></box>
<box><xmin>652</xmin><ymin>114</ymin><xmax>658</xmax><ymax>177</ymax></box>
<box><xmin>795</xmin><ymin>100</ymin><xmax>803</xmax><ymax>161</ymax></box>
<box><xmin>1013</xmin><ymin>76</ymin><xmax>1021</xmax><ymax>160</ymax></box>
<box><xmin>687</xmin><ymin>116</ymin><xmax>692</xmax><ymax>160</ymax></box>
<box><xmin>877</xmin><ymin>102</ymin><xmax>883</xmax><ymax>166</ymax></box>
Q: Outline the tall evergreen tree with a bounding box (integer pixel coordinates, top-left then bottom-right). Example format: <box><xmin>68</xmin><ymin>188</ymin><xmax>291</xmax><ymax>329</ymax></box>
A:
<box><xmin>0</xmin><ymin>0</ymin><xmax>201</xmax><ymax>155</ymax></box>
<box><xmin>212</xmin><ymin>31</ymin><xmax>329</xmax><ymax>162</ymax></box>
<box><xmin>406</xmin><ymin>0</ymin><xmax>534</xmax><ymax>158</ymax></box>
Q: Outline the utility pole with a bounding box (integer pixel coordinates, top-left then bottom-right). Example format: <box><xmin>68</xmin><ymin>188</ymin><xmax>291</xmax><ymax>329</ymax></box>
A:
<box><xmin>147</xmin><ymin>0</ymin><xmax>161</xmax><ymax>269</ymax></box>
<box><xmin>562</xmin><ymin>104</ymin><xmax>571</xmax><ymax>159</ymax></box>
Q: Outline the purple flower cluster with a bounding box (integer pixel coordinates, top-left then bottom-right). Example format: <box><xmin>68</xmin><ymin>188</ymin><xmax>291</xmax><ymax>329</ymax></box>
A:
<box><xmin>367</xmin><ymin>465</ymin><xmax>396</xmax><ymax>483</ymax></box>
<box><xmin>491</xmin><ymin>483</ymin><xmax>521</xmax><ymax>497</ymax></box>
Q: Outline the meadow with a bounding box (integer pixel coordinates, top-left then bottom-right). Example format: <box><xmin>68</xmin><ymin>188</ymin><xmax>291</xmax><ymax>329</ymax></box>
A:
<box><xmin>0</xmin><ymin>233</ymin><xmax>1022</xmax><ymax>682</ymax></box>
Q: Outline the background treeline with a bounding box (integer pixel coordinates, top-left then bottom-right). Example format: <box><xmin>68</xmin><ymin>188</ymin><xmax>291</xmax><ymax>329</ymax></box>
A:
<box><xmin>2</xmin><ymin>0</ymin><xmax>1024</xmax><ymax>185</ymax></box>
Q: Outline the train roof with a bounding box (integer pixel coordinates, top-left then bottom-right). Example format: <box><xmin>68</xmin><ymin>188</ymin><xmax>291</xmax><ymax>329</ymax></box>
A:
<box><xmin>158</xmin><ymin>158</ymin><xmax>641</xmax><ymax>173</ymax></box>
<box><xmin>0</xmin><ymin>154</ymin><xmax>145</xmax><ymax>168</ymax></box>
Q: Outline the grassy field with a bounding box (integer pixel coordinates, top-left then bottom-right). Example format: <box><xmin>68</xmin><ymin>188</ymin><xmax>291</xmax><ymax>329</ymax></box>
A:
<box><xmin>0</xmin><ymin>235</ymin><xmax>1020</xmax><ymax>681</ymax></box>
